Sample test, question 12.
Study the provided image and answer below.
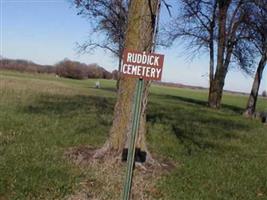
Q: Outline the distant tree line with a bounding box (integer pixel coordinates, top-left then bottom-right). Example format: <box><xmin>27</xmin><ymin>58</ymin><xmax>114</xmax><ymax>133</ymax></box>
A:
<box><xmin>0</xmin><ymin>58</ymin><xmax>55</xmax><ymax>74</ymax></box>
<box><xmin>0</xmin><ymin>58</ymin><xmax>118</xmax><ymax>80</ymax></box>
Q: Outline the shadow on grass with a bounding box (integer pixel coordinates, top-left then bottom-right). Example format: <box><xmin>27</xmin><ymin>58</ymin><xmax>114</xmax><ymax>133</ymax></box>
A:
<box><xmin>23</xmin><ymin>91</ymin><xmax>251</xmax><ymax>154</ymax></box>
<box><xmin>24</xmin><ymin>94</ymin><xmax>115</xmax><ymax>116</ymax></box>
<box><xmin>157</xmin><ymin>94</ymin><xmax>244</xmax><ymax>114</ymax></box>
<box><xmin>96</xmin><ymin>87</ymin><xmax>117</xmax><ymax>93</ymax></box>
<box><xmin>147</xmin><ymin>94</ymin><xmax>252</xmax><ymax>154</ymax></box>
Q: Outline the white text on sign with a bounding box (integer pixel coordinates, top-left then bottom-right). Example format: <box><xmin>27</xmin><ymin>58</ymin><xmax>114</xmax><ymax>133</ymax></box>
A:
<box><xmin>121</xmin><ymin>50</ymin><xmax>164</xmax><ymax>81</ymax></box>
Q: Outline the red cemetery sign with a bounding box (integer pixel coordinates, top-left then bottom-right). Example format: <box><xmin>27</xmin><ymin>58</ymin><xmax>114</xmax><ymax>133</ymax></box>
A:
<box><xmin>121</xmin><ymin>50</ymin><xmax>164</xmax><ymax>81</ymax></box>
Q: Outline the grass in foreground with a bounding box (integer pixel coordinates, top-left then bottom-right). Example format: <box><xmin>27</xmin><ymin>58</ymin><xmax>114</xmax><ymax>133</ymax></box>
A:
<box><xmin>0</xmin><ymin>70</ymin><xmax>267</xmax><ymax>199</ymax></box>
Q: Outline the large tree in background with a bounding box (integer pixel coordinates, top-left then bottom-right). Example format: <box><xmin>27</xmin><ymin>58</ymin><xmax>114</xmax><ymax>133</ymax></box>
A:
<box><xmin>93</xmin><ymin>0</ymin><xmax>161</xmax><ymax>162</ymax></box>
<box><xmin>163</xmin><ymin>0</ymin><xmax>218</xmax><ymax>91</ymax></box>
<box><xmin>208</xmin><ymin>0</ymin><xmax>255</xmax><ymax>108</ymax></box>
<box><xmin>244</xmin><ymin>1</ymin><xmax>267</xmax><ymax>117</ymax></box>
<box><xmin>164</xmin><ymin>0</ymin><xmax>256</xmax><ymax>108</ymax></box>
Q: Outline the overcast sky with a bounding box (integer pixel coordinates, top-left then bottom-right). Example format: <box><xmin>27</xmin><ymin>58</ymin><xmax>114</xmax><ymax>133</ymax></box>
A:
<box><xmin>1</xmin><ymin>0</ymin><xmax>266</xmax><ymax>93</ymax></box>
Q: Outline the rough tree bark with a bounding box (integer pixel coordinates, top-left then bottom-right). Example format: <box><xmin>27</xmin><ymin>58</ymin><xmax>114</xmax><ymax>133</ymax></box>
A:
<box><xmin>208</xmin><ymin>2</ymin><xmax>217</xmax><ymax>100</ymax></box>
<box><xmin>208</xmin><ymin>1</ymin><xmax>231</xmax><ymax>108</ymax></box>
<box><xmin>244</xmin><ymin>50</ymin><xmax>267</xmax><ymax>117</ymax></box>
<box><xmin>94</xmin><ymin>0</ymin><xmax>160</xmax><ymax>162</ymax></box>
<box><xmin>209</xmin><ymin>1</ymin><xmax>217</xmax><ymax>84</ymax></box>
<box><xmin>116</xmin><ymin>55</ymin><xmax>123</xmax><ymax>91</ymax></box>
<box><xmin>209</xmin><ymin>34</ymin><xmax>215</xmax><ymax>87</ymax></box>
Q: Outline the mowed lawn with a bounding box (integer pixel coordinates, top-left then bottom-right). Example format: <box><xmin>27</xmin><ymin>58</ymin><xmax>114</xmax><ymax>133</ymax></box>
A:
<box><xmin>0</xmin><ymin>70</ymin><xmax>267</xmax><ymax>200</ymax></box>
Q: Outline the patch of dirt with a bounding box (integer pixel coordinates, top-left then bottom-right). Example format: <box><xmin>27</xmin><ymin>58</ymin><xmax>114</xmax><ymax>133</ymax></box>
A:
<box><xmin>64</xmin><ymin>146</ymin><xmax>177</xmax><ymax>200</ymax></box>
<box><xmin>64</xmin><ymin>146</ymin><xmax>97</xmax><ymax>166</ymax></box>
<box><xmin>0</xmin><ymin>196</ymin><xmax>8</xmax><ymax>200</ymax></box>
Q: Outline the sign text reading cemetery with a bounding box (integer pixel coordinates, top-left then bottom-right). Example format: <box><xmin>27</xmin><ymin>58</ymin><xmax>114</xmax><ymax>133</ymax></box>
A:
<box><xmin>121</xmin><ymin>50</ymin><xmax>164</xmax><ymax>81</ymax></box>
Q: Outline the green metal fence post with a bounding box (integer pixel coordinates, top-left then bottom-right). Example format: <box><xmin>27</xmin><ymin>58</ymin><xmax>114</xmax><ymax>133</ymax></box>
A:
<box><xmin>122</xmin><ymin>78</ymin><xmax>144</xmax><ymax>200</ymax></box>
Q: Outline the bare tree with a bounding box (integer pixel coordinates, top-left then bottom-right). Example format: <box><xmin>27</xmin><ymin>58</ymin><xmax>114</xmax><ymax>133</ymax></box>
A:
<box><xmin>164</xmin><ymin>0</ymin><xmax>256</xmax><ymax>108</ymax></box>
<box><xmin>244</xmin><ymin>1</ymin><xmax>267</xmax><ymax>117</ymax></box>
<box><xmin>73</xmin><ymin>0</ymin><xmax>129</xmax><ymax>89</ymax></box>
<box><xmin>209</xmin><ymin>0</ymin><xmax>257</xmax><ymax>108</ymax></box>
<box><xmin>163</xmin><ymin>0</ymin><xmax>217</xmax><ymax>89</ymax></box>
<box><xmin>92</xmin><ymin>0</ymin><xmax>161</xmax><ymax>163</ymax></box>
<box><xmin>74</xmin><ymin>0</ymin><xmax>129</xmax><ymax>57</ymax></box>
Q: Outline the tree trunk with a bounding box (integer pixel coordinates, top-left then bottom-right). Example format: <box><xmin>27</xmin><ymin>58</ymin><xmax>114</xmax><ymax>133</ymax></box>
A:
<box><xmin>209</xmin><ymin>38</ymin><xmax>215</xmax><ymax>87</ymax></box>
<box><xmin>116</xmin><ymin>56</ymin><xmax>122</xmax><ymax>91</ymax></box>
<box><xmin>95</xmin><ymin>0</ymin><xmax>160</xmax><ymax>160</ymax></box>
<box><xmin>208</xmin><ymin>37</ymin><xmax>215</xmax><ymax>102</ymax></box>
<box><xmin>208</xmin><ymin>1</ymin><xmax>231</xmax><ymax>108</ymax></box>
<box><xmin>208</xmin><ymin>3</ymin><xmax>217</xmax><ymax>102</ymax></box>
<box><xmin>208</xmin><ymin>67</ymin><xmax>228</xmax><ymax>108</ymax></box>
<box><xmin>244</xmin><ymin>51</ymin><xmax>267</xmax><ymax>117</ymax></box>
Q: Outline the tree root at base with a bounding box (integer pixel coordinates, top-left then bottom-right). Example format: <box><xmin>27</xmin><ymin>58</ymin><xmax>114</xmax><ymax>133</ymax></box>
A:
<box><xmin>64</xmin><ymin>145</ymin><xmax>177</xmax><ymax>200</ymax></box>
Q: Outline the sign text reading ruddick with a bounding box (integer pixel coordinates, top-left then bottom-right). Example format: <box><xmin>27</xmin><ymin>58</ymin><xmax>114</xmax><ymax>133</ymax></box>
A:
<box><xmin>121</xmin><ymin>50</ymin><xmax>164</xmax><ymax>81</ymax></box>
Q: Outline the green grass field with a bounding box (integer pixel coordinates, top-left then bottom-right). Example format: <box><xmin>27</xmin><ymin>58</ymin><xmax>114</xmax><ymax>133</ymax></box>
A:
<box><xmin>0</xmin><ymin>70</ymin><xmax>267</xmax><ymax>200</ymax></box>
